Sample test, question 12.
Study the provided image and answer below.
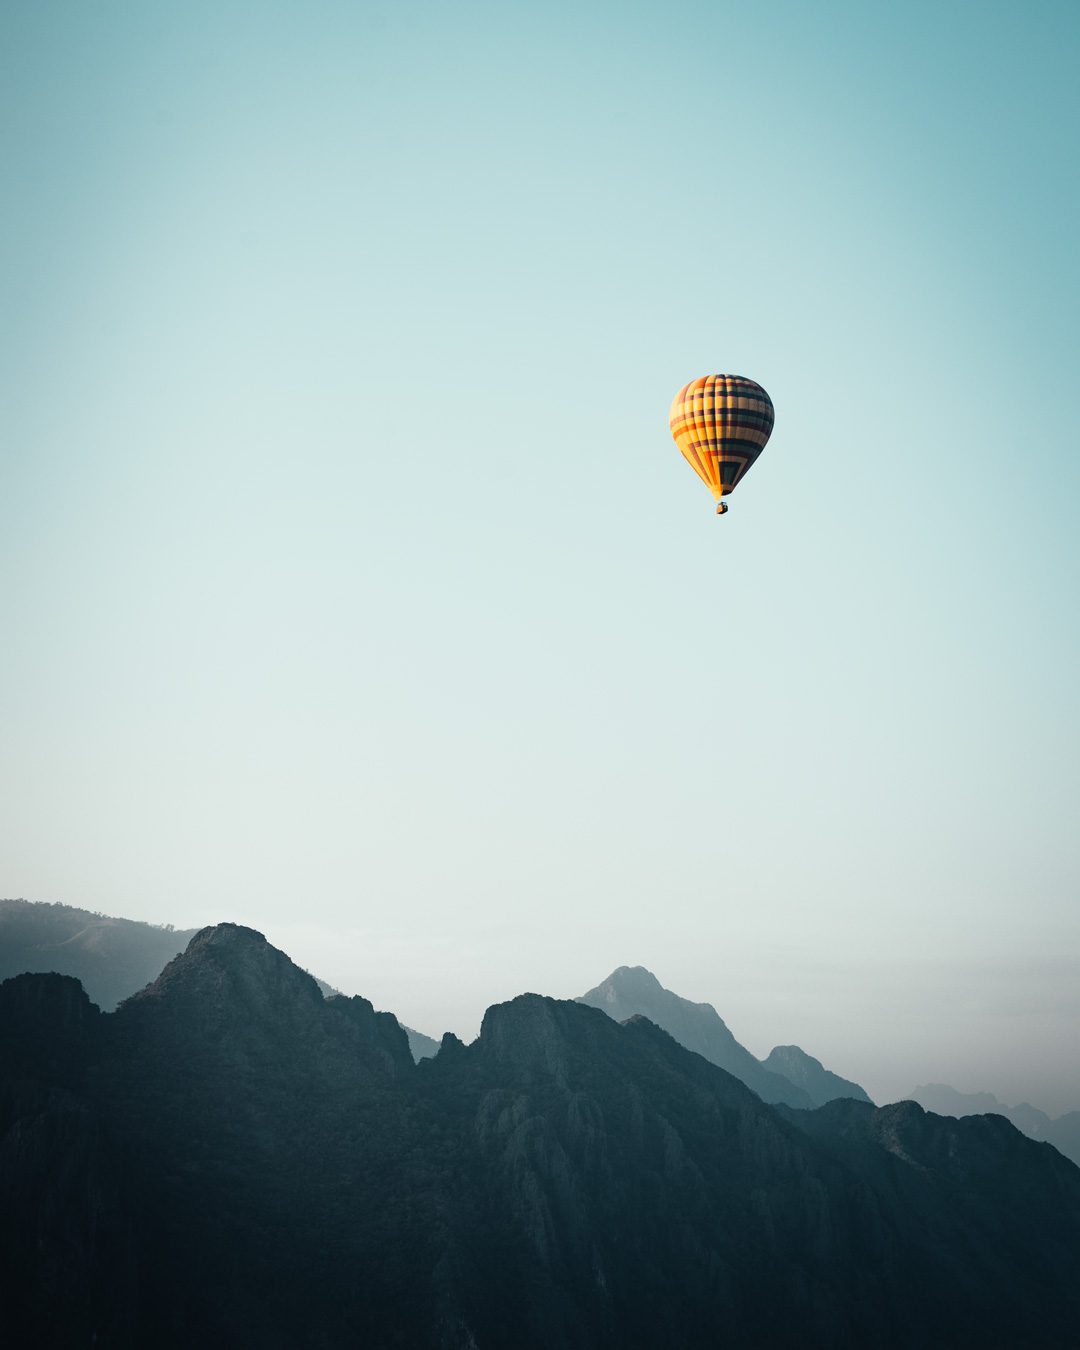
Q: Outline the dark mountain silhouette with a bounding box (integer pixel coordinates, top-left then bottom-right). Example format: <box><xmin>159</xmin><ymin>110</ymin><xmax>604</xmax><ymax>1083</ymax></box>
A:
<box><xmin>763</xmin><ymin>1044</ymin><xmax>872</xmax><ymax>1107</ymax></box>
<box><xmin>909</xmin><ymin>1082</ymin><xmax>1080</xmax><ymax>1167</ymax></box>
<box><xmin>0</xmin><ymin>898</ymin><xmax>439</xmax><ymax>1062</ymax></box>
<box><xmin>578</xmin><ymin>965</ymin><xmax>870</xmax><ymax>1108</ymax></box>
<box><xmin>3</xmin><ymin>924</ymin><xmax>1079</xmax><ymax>1348</ymax></box>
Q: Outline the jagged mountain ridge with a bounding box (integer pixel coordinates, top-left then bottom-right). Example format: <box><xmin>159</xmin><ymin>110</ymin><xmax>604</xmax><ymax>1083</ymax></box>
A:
<box><xmin>577</xmin><ymin>965</ymin><xmax>810</xmax><ymax>1106</ymax></box>
<box><xmin>0</xmin><ymin>898</ymin><xmax>438</xmax><ymax>1063</ymax></box>
<box><xmin>910</xmin><ymin>1082</ymin><xmax>1080</xmax><ymax>1168</ymax></box>
<box><xmin>578</xmin><ymin>964</ymin><xmax>870</xmax><ymax>1108</ymax></box>
<box><xmin>2</xmin><ymin>924</ymin><xmax>1079</xmax><ymax>1349</ymax></box>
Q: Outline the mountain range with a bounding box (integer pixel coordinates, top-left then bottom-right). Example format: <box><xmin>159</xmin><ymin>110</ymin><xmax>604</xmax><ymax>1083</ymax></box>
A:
<box><xmin>1</xmin><ymin>901</ymin><xmax>867</xmax><ymax>1107</ymax></box>
<box><xmin>578</xmin><ymin>964</ymin><xmax>871</xmax><ymax>1108</ymax></box>
<box><xmin>0</xmin><ymin>898</ymin><xmax>440</xmax><ymax>1064</ymax></box>
<box><xmin>2</xmin><ymin>922</ymin><xmax>1079</xmax><ymax>1347</ymax></box>
<box><xmin>909</xmin><ymin>1082</ymin><xmax>1080</xmax><ymax>1169</ymax></box>
<box><xmin>6</xmin><ymin>899</ymin><xmax>1071</xmax><ymax>1150</ymax></box>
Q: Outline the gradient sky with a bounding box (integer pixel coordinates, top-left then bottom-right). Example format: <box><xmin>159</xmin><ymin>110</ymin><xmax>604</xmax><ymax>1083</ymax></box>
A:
<box><xmin>3</xmin><ymin>2</ymin><xmax>1078</xmax><ymax>1112</ymax></box>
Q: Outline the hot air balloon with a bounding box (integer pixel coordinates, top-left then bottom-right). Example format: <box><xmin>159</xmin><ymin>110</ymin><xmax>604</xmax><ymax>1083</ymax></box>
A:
<box><xmin>669</xmin><ymin>375</ymin><xmax>774</xmax><ymax>514</ymax></box>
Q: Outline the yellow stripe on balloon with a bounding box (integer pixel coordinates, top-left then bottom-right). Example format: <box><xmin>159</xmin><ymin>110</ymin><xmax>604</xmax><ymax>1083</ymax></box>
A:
<box><xmin>669</xmin><ymin>375</ymin><xmax>774</xmax><ymax>511</ymax></box>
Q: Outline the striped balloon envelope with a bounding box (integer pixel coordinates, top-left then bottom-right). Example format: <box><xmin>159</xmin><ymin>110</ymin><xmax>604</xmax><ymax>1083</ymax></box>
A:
<box><xmin>669</xmin><ymin>375</ymin><xmax>774</xmax><ymax>514</ymax></box>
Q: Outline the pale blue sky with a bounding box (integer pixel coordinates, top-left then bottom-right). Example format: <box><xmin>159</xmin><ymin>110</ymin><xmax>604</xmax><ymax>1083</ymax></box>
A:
<box><xmin>3</xmin><ymin>2</ymin><xmax>1078</xmax><ymax>1110</ymax></box>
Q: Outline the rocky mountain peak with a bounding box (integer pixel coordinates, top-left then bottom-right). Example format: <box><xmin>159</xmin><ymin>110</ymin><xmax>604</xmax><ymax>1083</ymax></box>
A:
<box><xmin>578</xmin><ymin>965</ymin><xmax>814</xmax><ymax>1109</ymax></box>
<box><xmin>763</xmin><ymin>1044</ymin><xmax>872</xmax><ymax>1107</ymax></box>
<box><xmin>436</xmin><ymin>1031</ymin><xmax>467</xmax><ymax>1057</ymax></box>
<box><xmin>478</xmin><ymin>993</ymin><xmax>620</xmax><ymax>1086</ymax></box>
<box><xmin>598</xmin><ymin>965</ymin><xmax>665</xmax><ymax>998</ymax></box>
<box><xmin>121</xmin><ymin>922</ymin><xmax>325</xmax><ymax>1019</ymax></box>
<box><xmin>111</xmin><ymin>923</ymin><xmax>415</xmax><ymax>1083</ymax></box>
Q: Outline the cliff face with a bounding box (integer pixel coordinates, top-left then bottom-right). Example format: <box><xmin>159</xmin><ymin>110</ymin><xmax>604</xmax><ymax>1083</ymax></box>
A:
<box><xmin>2</xmin><ymin>927</ymin><xmax>1079</xmax><ymax>1349</ymax></box>
<box><xmin>0</xmin><ymin>975</ymin><xmax>136</xmax><ymax>1349</ymax></box>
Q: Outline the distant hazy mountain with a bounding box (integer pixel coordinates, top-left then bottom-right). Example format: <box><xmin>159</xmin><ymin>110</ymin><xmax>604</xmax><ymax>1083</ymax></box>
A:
<box><xmin>762</xmin><ymin>1044</ymin><xmax>872</xmax><ymax>1107</ymax></box>
<box><xmin>909</xmin><ymin>1082</ymin><xmax>1017</xmax><ymax>1119</ymax></box>
<box><xmin>0</xmin><ymin>899</ymin><xmax>440</xmax><ymax>1062</ymax></box>
<box><xmin>0</xmin><ymin>898</ymin><xmax>196</xmax><ymax>1010</ymax></box>
<box><xmin>909</xmin><ymin>1082</ymin><xmax>1080</xmax><ymax>1167</ymax></box>
<box><xmin>578</xmin><ymin>965</ymin><xmax>809</xmax><ymax>1106</ymax></box>
<box><xmin>579</xmin><ymin>966</ymin><xmax>870</xmax><ymax>1108</ymax></box>
<box><xmin>1047</xmin><ymin>1115</ymin><xmax>1080</xmax><ymax>1168</ymax></box>
<box><xmin>3</xmin><ymin>925</ymin><xmax>1079</xmax><ymax>1348</ymax></box>
<box><xmin>405</xmin><ymin>1025</ymin><xmax>440</xmax><ymax>1060</ymax></box>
